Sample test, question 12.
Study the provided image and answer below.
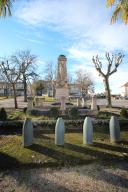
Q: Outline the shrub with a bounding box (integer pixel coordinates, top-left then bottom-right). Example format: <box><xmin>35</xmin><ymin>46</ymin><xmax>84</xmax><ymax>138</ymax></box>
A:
<box><xmin>8</xmin><ymin>111</ymin><xmax>25</xmax><ymax>120</ymax></box>
<box><xmin>49</xmin><ymin>107</ymin><xmax>60</xmax><ymax>119</ymax></box>
<box><xmin>0</xmin><ymin>108</ymin><xmax>7</xmax><ymax>121</ymax></box>
<box><xmin>66</xmin><ymin>102</ymin><xmax>73</xmax><ymax>105</ymax></box>
<box><xmin>23</xmin><ymin>107</ymin><xmax>27</xmax><ymax>113</ymax></box>
<box><xmin>51</xmin><ymin>102</ymin><xmax>61</xmax><ymax>106</ymax></box>
<box><xmin>68</xmin><ymin>107</ymin><xmax>79</xmax><ymax>119</ymax></box>
<box><xmin>97</xmin><ymin>111</ymin><xmax>111</xmax><ymax>119</ymax></box>
<box><xmin>97</xmin><ymin>105</ymin><xmax>100</xmax><ymax>111</ymax></box>
<box><xmin>120</xmin><ymin>108</ymin><xmax>128</xmax><ymax>118</ymax></box>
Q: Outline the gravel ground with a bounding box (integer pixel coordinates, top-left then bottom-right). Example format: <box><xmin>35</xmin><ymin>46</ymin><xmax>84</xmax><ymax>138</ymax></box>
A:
<box><xmin>0</xmin><ymin>162</ymin><xmax>128</xmax><ymax>192</ymax></box>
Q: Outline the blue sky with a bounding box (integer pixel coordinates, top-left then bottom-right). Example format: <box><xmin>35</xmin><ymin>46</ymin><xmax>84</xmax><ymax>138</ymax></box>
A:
<box><xmin>0</xmin><ymin>0</ymin><xmax>128</xmax><ymax>94</ymax></box>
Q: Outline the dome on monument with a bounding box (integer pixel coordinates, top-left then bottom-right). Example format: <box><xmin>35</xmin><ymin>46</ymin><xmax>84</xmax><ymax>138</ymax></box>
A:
<box><xmin>58</xmin><ymin>55</ymin><xmax>67</xmax><ymax>60</ymax></box>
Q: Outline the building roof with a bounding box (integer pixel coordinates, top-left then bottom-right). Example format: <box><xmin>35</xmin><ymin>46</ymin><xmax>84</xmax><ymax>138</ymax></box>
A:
<box><xmin>121</xmin><ymin>82</ymin><xmax>128</xmax><ymax>87</ymax></box>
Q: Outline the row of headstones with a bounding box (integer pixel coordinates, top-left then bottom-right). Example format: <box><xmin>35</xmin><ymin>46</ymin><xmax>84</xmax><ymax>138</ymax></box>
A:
<box><xmin>77</xmin><ymin>96</ymin><xmax>97</xmax><ymax>110</ymax></box>
<box><xmin>27</xmin><ymin>96</ymin><xmax>97</xmax><ymax>111</ymax></box>
<box><xmin>27</xmin><ymin>97</ymin><xmax>45</xmax><ymax>109</ymax></box>
<box><xmin>22</xmin><ymin>116</ymin><xmax>120</xmax><ymax>147</ymax></box>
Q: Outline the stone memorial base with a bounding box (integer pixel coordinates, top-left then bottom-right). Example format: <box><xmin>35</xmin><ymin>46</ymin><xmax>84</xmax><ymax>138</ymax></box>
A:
<box><xmin>91</xmin><ymin>96</ymin><xmax>97</xmax><ymax>110</ymax></box>
<box><xmin>55</xmin><ymin>88</ymin><xmax>69</xmax><ymax>100</ymax></box>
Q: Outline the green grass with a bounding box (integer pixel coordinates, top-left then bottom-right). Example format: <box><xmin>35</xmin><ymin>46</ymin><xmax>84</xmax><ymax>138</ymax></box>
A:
<box><xmin>44</xmin><ymin>96</ymin><xmax>55</xmax><ymax>102</ymax></box>
<box><xmin>34</xmin><ymin>96</ymin><xmax>55</xmax><ymax>102</ymax></box>
<box><xmin>0</xmin><ymin>126</ymin><xmax>128</xmax><ymax>170</ymax></box>
<box><xmin>0</xmin><ymin>96</ymin><xmax>7</xmax><ymax>100</ymax></box>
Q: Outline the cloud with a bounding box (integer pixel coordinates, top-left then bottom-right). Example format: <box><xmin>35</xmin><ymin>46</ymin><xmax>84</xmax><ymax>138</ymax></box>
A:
<box><xmin>15</xmin><ymin>0</ymin><xmax>128</xmax><ymax>51</ymax></box>
<box><xmin>15</xmin><ymin>0</ymin><xmax>128</xmax><ymax>93</ymax></box>
<box><xmin>15</xmin><ymin>0</ymin><xmax>106</xmax><ymax>33</ymax></box>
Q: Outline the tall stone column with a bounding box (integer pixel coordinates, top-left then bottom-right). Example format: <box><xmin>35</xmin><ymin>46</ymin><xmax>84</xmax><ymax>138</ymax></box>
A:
<box><xmin>55</xmin><ymin>55</ymin><xmax>69</xmax><ymax>100</ymax></box>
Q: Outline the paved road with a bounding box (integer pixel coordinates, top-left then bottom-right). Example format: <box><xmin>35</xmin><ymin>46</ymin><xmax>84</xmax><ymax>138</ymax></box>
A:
<box><xmin>0</xmin><ymin>97</ymin><xmax>128</xmax><ymax>109</ymax></box>
<box><xmin>0</xmin><ymin>97</ymin><xmax>27</xmax><ymax>108</ymax></box>
<box><xmin>94</xmin><ymin>99</ymin><xmax>128</xmax><ymax>108</ymax></box>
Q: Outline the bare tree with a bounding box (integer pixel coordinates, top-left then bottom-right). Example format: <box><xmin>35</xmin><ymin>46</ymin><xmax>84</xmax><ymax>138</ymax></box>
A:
<box><xmin>75</xmin><ymin>69</ymin><xmax>94</xmax><ymax>98</ymax></box>
<box><xmin>44</xmin><ymin>62</ymin><xmax>56</xmax><ymax>97</ymax></box>
<box><xmin>11</xmin><ymin>50</ymin><xmax>38</xmax><ymax>102</ymax></box>
<box><xmin>92</xmin><ymin>52</ymin><xmax>124</xmax><ymax>107</ymax></box>
<box><xmin>0</xmin><ymin>59</ymin><xmax>21</xmax><ymax>108</ymax></box>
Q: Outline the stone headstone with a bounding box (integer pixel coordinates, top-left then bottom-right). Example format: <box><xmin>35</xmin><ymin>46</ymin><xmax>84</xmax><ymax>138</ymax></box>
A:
<box><xmin>22</xmin><ymin>118</ymin><xmax>33</xmax><ymax>147</ymax></box>
<box><xmin>91</xmin><ymin>95</ymin><xmax>97</xmax><ymax>110</ymax></box>
<box><xmin>109</xmin><ymin>116</ymin><xmax>120</xmax><ymax>143</ymax></box>
<box><xmin>55</xmin><ymin>117</ymin><xmax>65</xmax><ymax>146</ymax></box>
<box><xmin>35</xmin><ymin>98</ymin><xmax>44</xmax><ymax>107</ymax></box>
<box><xmin>83</xmin><ymin>117</ymin><xmax>93</xmax><ymax>144</ymax></box>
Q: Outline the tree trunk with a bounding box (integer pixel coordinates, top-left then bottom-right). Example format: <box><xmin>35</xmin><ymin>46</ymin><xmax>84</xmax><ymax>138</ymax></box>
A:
<box><xmin>23</xmin><ymin>75</ymin><xmax>27</xmax><ymax>102</ymax></box>
<box><xmin>103</xmin><ymin>77</ymin><xmax>112</xmax><ymax>107</ymax></box>
<box><xmin>12</xmin><ymin>83</ymin><xmax>18</xmax><ymax>109</ymax></box>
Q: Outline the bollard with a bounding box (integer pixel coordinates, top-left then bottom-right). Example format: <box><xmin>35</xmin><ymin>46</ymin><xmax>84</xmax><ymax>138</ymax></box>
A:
<box><xmin>109</xmin><ymin>116</ymin><xmax>120</xmax><ymax>143</ymax></box>
<box><xmin>55</xmin><ymin>117</ymin><xmax>65</xmax><ymax>146</ymax></box>
<box><xmin>22</xmin><ymin>118</ymin><xmax>33</xmax><ymax>147</ymax></box>
<box><xmin>83</xmin><ymin>117</ymin><xmax>93</xmax><ymax>144</ymax></box>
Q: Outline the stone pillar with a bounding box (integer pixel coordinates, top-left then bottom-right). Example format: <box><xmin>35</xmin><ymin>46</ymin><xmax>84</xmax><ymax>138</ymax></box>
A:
<box><xmin>55</xmin><ymin>55</ymin><xmax>69</xmax><ymax>100</ymax></box>
<box><xmin>109</xmin><ymin>116</ymin><xmax>120</xmax><ymax>143</ymax></box>
<box><xmin>82</xmin><ymin>97</ymin><xmax>86</xmax><ymax>107</ymax></box>
<box><xmin>22</xmin><ymin>118</ymin><xmax>33</xmax><ymax>147</ymax></box>
<box><xmin>77</xmin><ymin>98</ymin><xmax>81</xmax><ymax>107</ymax></box>
<box><xmin>35</xmin><ymin>98</ymin><xmax>44</xmax><ymax>107</ymax></box>
<box><xmin>60</xmin><ymin>96</ymin><xmax>66</xmax><ymax>111</ymax></box>
<box><xmin>27</xmin><ymin>96</ymin><xmax>33</xmax><ymax>110</ymax></box>
<box><xmin>55</xmin><ymin>118</ymin><xmax>65</xmax><ymax>146</ymax></box>
<box><xmin>91</xmin><ymin>96</ymin><xmax>97</xmax><ymax>110</ymax></box>
<box><xmin>83</xmin><ymin>117</ymin><xmax>93</xmax><ymax>144</ymax></box>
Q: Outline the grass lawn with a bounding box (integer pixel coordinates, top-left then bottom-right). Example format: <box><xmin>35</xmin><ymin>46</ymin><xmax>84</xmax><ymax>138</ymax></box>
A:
<box><xmin>0</xmin><ymin>96</ymin><xmax>7</xmax><ymax>100</ymax></box>
<box><xmin>44</xmin><ymin>96</ymin><xmax>55</xmax><ymax>102</ymax></box>
<box><xmin>0</xmin><ymin>126</ymin><xmax>128</xmax><ymax>170</ymax></box>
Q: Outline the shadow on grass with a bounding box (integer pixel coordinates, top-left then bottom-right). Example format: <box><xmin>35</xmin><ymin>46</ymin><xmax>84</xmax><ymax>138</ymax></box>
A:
<box><xmin>0</xmin><ymin>152</ymin><xmax>20</xmax><ymax>170</ymax></box>
<box><xmin>120</xmin><ymin>140</ymin><xmax>128</xmax><ymax>145</ymax></box>
<box><xmin>64</xmin><ymin>143</ymin><xmax>128</xmax><ymax>164</ymax></box>
<box><xmin>28</xmin><ymin>144</ymin><xmax>94</xmax><ymax>166</ymax></box>
<box><xmin>93</xmin><ymin>142</ymin><xmax>128</xmax><ymax>153</ymax></box>
<box><xmin>34</xmin><ymin>133</ymin><xmax>54</xmax><ymax>140</ymax></box>
<box><xmin>18</xmin><ymin>175</ymin><xmax>72</xmax><ymax>192</ymax></box>
<box><xmin>79</xmin><ymin>164</ymin><xmax>128</xmax><ymax>189</ymax></box>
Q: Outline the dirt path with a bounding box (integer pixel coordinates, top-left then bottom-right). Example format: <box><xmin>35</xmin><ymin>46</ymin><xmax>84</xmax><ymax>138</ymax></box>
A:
<box><xmin>0</xmin><ymin>162</ymin><xmax>128</xmax><ymax>192</ymax></box>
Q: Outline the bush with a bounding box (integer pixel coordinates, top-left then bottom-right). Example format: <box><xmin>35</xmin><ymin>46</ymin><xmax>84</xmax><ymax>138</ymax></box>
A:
<box><xmin>120</xmin><ymin>108</ymin><xmax>128</xmax><ymax>118</ymax></box>
<box><xmin>0</xmin><ymin>108</ymin><xmax>7</xmax><ymax>121</ymax></box>
<box><xmin>51</xmin><ymin>102</ymin><xmax>60</xmax><ymax>106</ymax></box>
<box><xmin>23</xmin><ymin>107</ymin><xmax>27</xmax><ymax>113</ymax></box>
<box><xmin>49</xmin><ymin>107</ymin><xmax>60</xmax><ymax>119</ymax></box>
<box><xmin>97</xmin><ymin>105</ymin><xmax>100</xmax><ymax>111</ymax></box>
<box><xmin>8</xmin><ymin>111</ymin><xmax>25</xmax><ymax>120</ymax></box>
<box><xmin>68</xmin><ymin>107</ymin><xmax>79</xmax><ymax>119</ymax></box>
<box><xmin>66</xmin><ymin>102</ymin><xmax>73</xmax><ymax>105</ymax></box>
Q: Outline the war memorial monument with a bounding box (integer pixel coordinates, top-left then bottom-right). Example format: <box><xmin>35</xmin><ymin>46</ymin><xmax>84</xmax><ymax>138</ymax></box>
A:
<box><xmin>55</xmin><ymin>55</ymin><xmax>69</xmax><ymax>100</ymax></box>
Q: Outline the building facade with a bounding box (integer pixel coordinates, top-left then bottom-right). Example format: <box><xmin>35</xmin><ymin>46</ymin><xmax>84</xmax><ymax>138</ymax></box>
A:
<box><xmin>120</xmin><ymin>82</ymin><xmax>128</xmax><ymax>97</ymax></box>
<box><xmin>0</xmin><ymin>81</ymin><xmax>24</xmax><ymax>96</ymax></box>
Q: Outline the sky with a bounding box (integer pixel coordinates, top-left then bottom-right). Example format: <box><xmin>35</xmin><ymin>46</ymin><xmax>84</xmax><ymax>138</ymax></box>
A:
<box><xmin>0</xmin><ymin>0</ymin><xmax>128</xmax><ymax>94</ymax></box>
